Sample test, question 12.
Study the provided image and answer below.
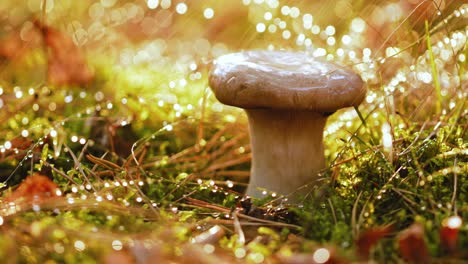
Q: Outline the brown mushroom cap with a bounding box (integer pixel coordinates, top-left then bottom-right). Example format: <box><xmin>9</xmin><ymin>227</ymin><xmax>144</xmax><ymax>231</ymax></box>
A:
<box><xmin>209</xmin><ymin>50</ymin><xmax>366</xmax><ymax>112</ymax></box>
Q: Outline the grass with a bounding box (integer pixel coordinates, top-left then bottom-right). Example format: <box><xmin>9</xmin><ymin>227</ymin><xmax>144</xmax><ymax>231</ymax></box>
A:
<box><xmin>0</xmin><ymin>0</ymin><xmax>467</xmax><ymax>263</ymax></box>
<box><xmin>425</xmin><ymin>20</ymin><xmax>443</xmax><ymax>115</ymax></box>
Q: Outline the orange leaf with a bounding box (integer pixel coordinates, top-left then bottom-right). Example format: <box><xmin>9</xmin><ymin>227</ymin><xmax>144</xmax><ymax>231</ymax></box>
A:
<box><xmin>0</xmin><ymin>25</ymin><xmax>42</xmax><ymax>59</ymax></box>
<box><xmin>1</xmin><ymin>137</ymin><xmax>33</xmax><ymax>160</ymax></box>
<box><xmin>6</xmin><ymin>173</ymin><xmax>59</xmax><ymax>202</ymax></box>
<box><xmin>9</xmin><ymin>136</ymin><xmax>34</xmax><ymax>151</ymax></box>
<box><xmin>440</xmin><ymin>216</ymin><xmax>462</xmax><ymax>254</ymax></box>
<box><xmin>355</xmin><ymin>225</ymin><xmax>392</xmax><ymax>259</ymax></box>
<box><xmin>397</xmin><ymin>223</ymin><xmax>430</xmax><ymax>263</ymax></box>
<box><xmin>34</xmin><ymin>20</ymin><xmax>94</xmax><ymax>86</ymax></box>
<box><xmin>0</xmin><ymin>33</ymin><xmax>24</xmax><ymax>59</ymax></box>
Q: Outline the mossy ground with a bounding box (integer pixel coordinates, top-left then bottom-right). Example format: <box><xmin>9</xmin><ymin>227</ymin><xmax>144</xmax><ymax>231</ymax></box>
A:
<box><xmin>0</xmin><ymin>0</ymin><xmax>466</xmax><ymax>263</ymax></box>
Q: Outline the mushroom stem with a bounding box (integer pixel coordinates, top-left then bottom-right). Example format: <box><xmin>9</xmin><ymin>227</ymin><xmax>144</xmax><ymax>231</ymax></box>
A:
<box><xmin>245</xmin><ymin>109</ymin><xmax>327</xmax><ymax>198</ymax></box>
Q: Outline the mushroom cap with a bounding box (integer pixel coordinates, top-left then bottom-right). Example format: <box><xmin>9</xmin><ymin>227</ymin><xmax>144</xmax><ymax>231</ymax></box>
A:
<box><xmin>209</xmin><ymin>50</ymin><xmax>366</xmax><ymax>112</ymax></box>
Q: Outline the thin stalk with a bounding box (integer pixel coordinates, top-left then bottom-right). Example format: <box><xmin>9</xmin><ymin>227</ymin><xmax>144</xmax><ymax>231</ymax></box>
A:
<box><xmin>351</xmin><ymin>191</ymin><xmax>363</xmax><ymax>239</ymax></box>
<box><xmin>328</xmin><ymin>198</ymin><xmax>338</xmax><ymax>225</ymax></box>
<box><xmin>451</xmin><ymin>158</ymin><xmax>458</xmax><ymax>215</ymax></box>
<box><xmin>425</xmin><ymin>20</ymin><xmax>442</xmax><ymax>115</ymax></box>
<box><xmin>41</xmin><ymin>0</ymin><xmax>49</xmax><ymax>83</ymax></box>
<box><xmin>197</xmin><ymin>87</ymin><xmax>208</xmax><ymax>147</ymax></box>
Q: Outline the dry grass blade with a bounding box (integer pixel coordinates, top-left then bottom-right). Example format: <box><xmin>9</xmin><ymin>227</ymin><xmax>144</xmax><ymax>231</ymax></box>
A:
<box><xmin>43</xmin><ymin>160</ymin><xmax>80</xmax><ymax>186</ymax></box>
<box><xmin>208</xmin><ymin>133</ymin><xmax>249</xmax><ymax>158</ymax></box>
<box><xmin>186</xmin><ymin>198</ymin><xmax>300</xmax><ymax>230</ymax></box>
<box><xmin>1</xmin><ymin>196</ymin><xmax>159</xmax><ymax>219</ymax></box>
<box><xmin>0</xmin><ymin>0</ymin><xmax>466</xmax><ymax>262</ymax></box>
<box><xmin>351</xmin><ymin>191</ymin><xmax>363</xmax><ymax>239</ymax></box>
<box><xmin>198</xmin><ymin>170</ymin><xmax>250</xmax><ymax>179</ymax></box>
<box><xmin>233</xmin><ymin>213</ymin><xmax>246</xmax><ymax>245</ymax></box>
<box><xmin>204</xmin><ymin>121</ymin><xmax>246</xmax><ymax>152</ymax></box>
<box><xmin>191</xmin><ymin>225</ymin><xmax>226</xmax><ymax>244</ymax></box>
<box><xmin>87</xmin><ymin>154</ymin><xmax>123</xmax><ymax>171</ymax></box>
<box><xmin>203</xmin><ymin>154</ymin><xmax>251</xmax><ymax>173</ymax></box>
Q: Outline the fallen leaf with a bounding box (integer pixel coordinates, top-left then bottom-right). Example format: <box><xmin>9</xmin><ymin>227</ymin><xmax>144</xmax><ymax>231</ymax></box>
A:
<box><xmin>355</xmin><ymin>225</ymin><xmax>392</xmax><ymax>259</ymax></box>
<box><xmin>5</xmin><ymin>173</ymin><xmax>59</xmax><ymax>202</ymax></box>
<box><xmin>0</xmin><ymin>25</ymin><xmax>42</xmax><ymax>59</ymax></box>
<box><xmin>440</xmin><ymin>216</ymin><xmax>462</xmax><ymax>254</ymax></box>
<box><xmin>34</xmin><ymin>20</ymin><xmax>94</xmax><ymax>86</ymax></box>
<box><xmin>8</xmin><ymin>136</ymin><xmax>34</xmax><ymax>151</ymax></box>
<box><xmin>397</xmin><ymin>223</ymin><xmax>430</xmax><ymax>263</ymax></box>
<box><xmin>0</xmin><ymin>33</ymin><xmax>24</xmax><ymax>59</ymax></box>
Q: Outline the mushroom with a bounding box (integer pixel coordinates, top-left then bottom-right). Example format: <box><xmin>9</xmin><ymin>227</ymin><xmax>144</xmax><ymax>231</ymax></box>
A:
<box><xmin>209</xmin><ymin>50</ymin><xmax>366</xmax><ymax>198</ymax></box>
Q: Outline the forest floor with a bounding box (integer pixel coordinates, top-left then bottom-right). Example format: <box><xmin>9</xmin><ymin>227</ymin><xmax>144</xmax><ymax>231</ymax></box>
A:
<box><xmin>0</xmin><ymin>0</ymin><xmax>466</xmax><ymax>263</ymax></box>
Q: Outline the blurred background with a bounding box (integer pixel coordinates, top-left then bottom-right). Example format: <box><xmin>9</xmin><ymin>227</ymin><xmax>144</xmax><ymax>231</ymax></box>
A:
<box><xmin>0</xmin><ymin>1</ymin><xmax>466</xmax><ymax>262</ymax></box>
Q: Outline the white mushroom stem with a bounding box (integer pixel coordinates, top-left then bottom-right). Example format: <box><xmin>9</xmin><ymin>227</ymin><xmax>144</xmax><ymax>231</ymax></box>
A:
<box><xmin>245</xmin><ymin>109</ymin><xmax>328</xmax><ymax>198</ymax></box>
